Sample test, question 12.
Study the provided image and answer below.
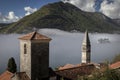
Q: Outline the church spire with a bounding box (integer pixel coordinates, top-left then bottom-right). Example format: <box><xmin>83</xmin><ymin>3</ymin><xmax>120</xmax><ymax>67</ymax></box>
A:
<box><xmin>82</xmin><ymin>30</ymin><xmax>90</xmax><ymax>46</ymax></box>
<box><xmin>81</xmin><ymin>30</ymin><xmax>91</xmax><ymax>64</ymax></box>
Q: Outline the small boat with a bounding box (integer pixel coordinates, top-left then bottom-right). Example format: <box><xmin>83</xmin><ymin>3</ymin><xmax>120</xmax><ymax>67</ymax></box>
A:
<box><xmin>97</xmin><ymin>38</ymin><xmax>110</xmax><ymax>43</ymax></box>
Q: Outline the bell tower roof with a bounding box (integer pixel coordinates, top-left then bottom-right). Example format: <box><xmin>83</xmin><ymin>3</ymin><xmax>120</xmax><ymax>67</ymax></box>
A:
<box><xmin>19</xmin><ymin>31</ymin><xmax>51</xmax><ymax>41</ymax></box>
<box><xmin>82</xmin><ymin>30</ymin><xmax>90</xmax><ymax>46</ymax></box>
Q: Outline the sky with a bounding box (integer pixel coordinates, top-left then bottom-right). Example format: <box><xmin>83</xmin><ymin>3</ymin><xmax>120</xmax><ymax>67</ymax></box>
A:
<box><xmin>0</xmin><ymin>0</ymin><xmax>120</xmax><ymax>23</ymax></box>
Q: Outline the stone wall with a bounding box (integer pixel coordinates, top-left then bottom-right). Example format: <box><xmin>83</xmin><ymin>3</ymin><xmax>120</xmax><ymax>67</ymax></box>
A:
<box><xmin>20</xmin><ymin>40</ymin><xmax>31</xmax><ymax>78</ymax></box>
<box><xmin>31</xmin><ymin>41</ymin><xmax>49</xmax><ymax>80</ymax></box>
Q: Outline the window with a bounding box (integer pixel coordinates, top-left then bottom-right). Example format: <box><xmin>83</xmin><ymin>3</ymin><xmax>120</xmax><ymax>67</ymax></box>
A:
<box><xmin>82</xmin><ymin>46</ymin><xmax>86</xmax><ymax>50</ymax></box>
<box><xmin>24</xmin><ymin>44</ymin><xmax>27</xmax><ymax>54</ymax></box>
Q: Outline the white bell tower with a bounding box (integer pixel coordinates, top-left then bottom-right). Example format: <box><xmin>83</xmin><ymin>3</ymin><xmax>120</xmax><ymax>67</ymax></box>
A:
<box><xmin>81</xmin><ymin>30</ymin><xmax>91</xmax><ymax>64</ymax></box>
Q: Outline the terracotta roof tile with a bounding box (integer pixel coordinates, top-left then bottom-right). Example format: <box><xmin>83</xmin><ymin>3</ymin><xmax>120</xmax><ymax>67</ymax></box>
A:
<box><xmin>59</xmin><ymin>64</ymin><xmax>76</xmax><ymax>70</ymax></box>
<box><xmin>19</xmin><ymin>31</ymin><xmax>51</xmax><ymax>40</ymax></box>
<box><xmin>15</xmin><ymin>72</ymin><xmax>30</xmax><ymax>80</ymax></box>
<box><xmin>0</xmin><ymin>71</ymin><xmax>13</xmax><ymax>80</ymax></box>
<box><xmin>110</xmin><ymin>61</ymin><xmax>120</xmax><ymax>69</ymax></box>
<box><xmin>56</xmin><ymin>64</ymin><xmax>95</xmax><ymax>80</ymax></box>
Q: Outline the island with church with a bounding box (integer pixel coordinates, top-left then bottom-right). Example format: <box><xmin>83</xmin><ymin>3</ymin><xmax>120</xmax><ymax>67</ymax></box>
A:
<box><xmin>0</xmin><ymin>31</ymin><xmax>120</xmax><ymax>80</ymax></box>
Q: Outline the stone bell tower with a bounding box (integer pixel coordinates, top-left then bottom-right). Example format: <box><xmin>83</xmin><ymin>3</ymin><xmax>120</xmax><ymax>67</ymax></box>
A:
<box><xmin>81</xmin><ymin>30</ymin><xmax>91</xmax><ymax>64</ymax></box>
<box><xmin>19</xmin><ymin>31</ymin><xmax>51</xmax><ymax>80</ymax></box>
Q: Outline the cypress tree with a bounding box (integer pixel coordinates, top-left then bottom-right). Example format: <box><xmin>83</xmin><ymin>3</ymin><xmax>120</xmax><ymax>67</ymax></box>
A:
<box><xmin>7</xmin><ymin>57</ymin><xmax>17</xmax><ymax>73</ymax></box>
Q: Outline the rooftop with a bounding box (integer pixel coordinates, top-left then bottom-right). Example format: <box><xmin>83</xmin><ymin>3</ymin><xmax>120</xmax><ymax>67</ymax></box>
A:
<box><xmin>12</xmin><ymin>72</ymin><xmax>30</xmax><ymax>80</ymax></box>
<box><xmin>56</xmin><ymin>64</ymin><xmax>95</xmax><ymax>80</ymax></box>
<box><xmin>19</xmin><ymin>31</ymin><xmax>51</xmax><ymax>41</ymax></box>
<box><xmin>110</xmin><ymin>61</ymin><xmax>120</xmax><ymax>69</ymax></box>
<box><xmin>82</xmin><ymin>30</ymin><xmax>90</xmax><ymax>46</ymax></box>
<box><xmin>0</xmin><ymin>71</ymin><xmax>13</xmax><ymax>80</ymax></box>
<box><xmin>58</xmin><ymin>64</ymin><xmax>81</xmax><ymax>70</ymax></box>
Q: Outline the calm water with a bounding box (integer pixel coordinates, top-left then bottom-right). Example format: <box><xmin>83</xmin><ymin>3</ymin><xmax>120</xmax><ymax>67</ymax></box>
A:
<box><xmin>0</xmin><ymin>29</ymin><xmax>120</xmax><ymax>73</ymax></box>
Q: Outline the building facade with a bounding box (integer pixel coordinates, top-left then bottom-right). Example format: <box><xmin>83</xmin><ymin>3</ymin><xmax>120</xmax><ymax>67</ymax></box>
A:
<box><xmin>19</xmin><ymin>31</ymin><xmax>51</xmax><ymax>80</ymax></box>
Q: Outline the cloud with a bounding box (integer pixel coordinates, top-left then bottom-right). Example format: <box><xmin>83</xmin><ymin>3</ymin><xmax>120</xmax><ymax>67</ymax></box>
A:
<box><xmin>0</xmin><ymin>6</ymin><xmax>37</xmax><ymax>23</ymax></box>
<box><xmin>100</xmin><ymin>0</ymin><xmax>120</xmax><ymax>19</ymax></box>
<box><xmin>62</xmin><ymin>0</ymin><xmax>96</xmax><ymax>12</ymax></box>
<box><xmin>24</xmin><ymin>6</ymin><xmax>37</xmax><ymax>16</ymax></box>
<box><xmin>7</xmin><ymin>11</ymin><xmax>20</xmax><ymax>22</ymax></box>
<box><xmin>0</xmin><ymin>11</ymin><xmax>21</xmax><ymax>23</ymax></box>
<box><xmin>62</xmin><ymin>0</ymin><xmax>120</xmax><ymax>19</ymax></box>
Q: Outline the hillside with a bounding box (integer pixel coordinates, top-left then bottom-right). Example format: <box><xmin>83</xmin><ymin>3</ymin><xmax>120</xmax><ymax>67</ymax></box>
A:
<box><xmin>113</xmin><ymin>19</ymin><xmax>120</xmax><ymax>26</ymax></box>
<box><xmin>0</xmin><ymin>1</ymin><xmax>120</xmax><ymax>33</ymax></box>
<box><xmin>0</xmin><ymin>23</ymin><xmax>10</xmax><ymax>28</ymax></box>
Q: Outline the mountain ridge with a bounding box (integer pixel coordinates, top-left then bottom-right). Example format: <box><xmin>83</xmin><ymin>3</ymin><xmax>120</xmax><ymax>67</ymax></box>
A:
<box><xmin>0</xmin><ymin>1</ymin><xmax>120</xmax><ymax>33</ymax></box>
<box><xmin>113</xmin><ymin>19</ymin><xmax>120</xmax><ymax>26</ymax></box>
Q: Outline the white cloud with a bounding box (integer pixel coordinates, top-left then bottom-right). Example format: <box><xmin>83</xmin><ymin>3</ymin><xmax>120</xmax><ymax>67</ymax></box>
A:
<box><xmin>7</xmin><ymin>11</ymin><xmax>20</xmax><ymax>22</ymax></box>
<box><xmin>62</xmin><ymin>0</ymin><xmax>96</xmax><ymax>12</ymax></box>
<box><xmin>0</xmin><ymin>6</ymin><xmax>37</xmax><ymax>23</ymax></box>
<box><xmin>62</xmin><ymin>0</ymin><xmax>120</xmax><ymax>19</ymax></box>
<box><xmin>0</xmin><ymin>11</ymin><xmax>21</xmax><ymax>23</ymax></box>
<box><xmin>100</xmin><ymin>0</ymin><xmax>120</xmax><ymax>19</ymax></box>
<box><xmin>24</xmin><ymin>6</ymin><xmax>37</xmax><ymax>16</ymax></box>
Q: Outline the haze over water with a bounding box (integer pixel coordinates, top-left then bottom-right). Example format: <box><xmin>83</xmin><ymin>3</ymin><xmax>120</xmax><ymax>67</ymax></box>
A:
<box><xmin>0</xmin><ymin>29</ymin><xmax>120</xmax><ymax>73</ymax></box>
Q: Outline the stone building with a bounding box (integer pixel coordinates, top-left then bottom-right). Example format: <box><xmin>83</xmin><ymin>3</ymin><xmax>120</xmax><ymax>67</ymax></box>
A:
<box><xmin>19</xmin><ymin>31</ymin><xmax>51</xmax><ymax>80</ymax></box>
<box><xmin>81</xmin><ymin>30</ymin><xmax>91</xmax><ymax>64</ymax></box>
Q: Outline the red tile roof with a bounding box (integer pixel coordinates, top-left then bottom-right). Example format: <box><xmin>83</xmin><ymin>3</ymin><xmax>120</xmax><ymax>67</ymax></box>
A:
<box><xmin>19</xmin><ymin>31</ymin><xmax>51</xmax><ymax>41</ymax></box>
<box><xmin>110</xmin><ymin>61</ymin><xmax>120</xmax><ymax>69</ymax></box>
<box><xmin>56</xmin><ymin>64</ymin><xmax>95</xmax><ymax>80</ymax></box>
<box><xmin>59</xmin><ymin>64</ymin><xmax>76</xmax><ymax>70</ymax></box>
<box><xmin>0</xmin><ymin>71</ymin><xmax>13</xmax><ymax>80</ymax></box>
<box><xmin>0</xmin><ymin>71</ymin><xmax>30</xmax><ymax>80</ymax></box>
<box><xmin>12</xmin><ymin>72</ymin><xmax>30</xmax><ymax>80</ymax></box>
<box><xmin>58</xmin><ymin>64</ymin><xmax>81</xmax><ymax>70</ymax></box>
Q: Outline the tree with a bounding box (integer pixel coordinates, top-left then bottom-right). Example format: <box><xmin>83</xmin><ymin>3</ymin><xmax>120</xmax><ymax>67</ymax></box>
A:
<box><xmin>7</xmin><ymin>57</ymin><xmax>17</xmax><ymax>73</ymax></box>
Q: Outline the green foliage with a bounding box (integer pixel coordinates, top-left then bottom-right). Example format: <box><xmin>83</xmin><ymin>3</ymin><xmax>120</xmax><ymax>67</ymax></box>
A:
<box><xmin>79</xmin><ymin>64</ymin><xmax>120</xmax><ymax>80</ymax></box>
<box><xmin>112</xmin><ymin>54</ymin><xmax>120</xmax><ymax>63</ymax></box>
<box><xmin>0</xmin><ymin>1</ymin><xmax>120</xmax><ymax>33</ymax></box>
<box><xmin>81</xmin><ymin>70</ymin><xmax>120</xmax><ymax>80</ymax></box>
<box><xmin>0</xmin><ymin>23</ymin><xmax>10</xmax><ymax>27</ymax></box>
<box><xmin>7</xmin><ymin>57</ymin><xmax>17</xmax><ymax>73</ymax></box>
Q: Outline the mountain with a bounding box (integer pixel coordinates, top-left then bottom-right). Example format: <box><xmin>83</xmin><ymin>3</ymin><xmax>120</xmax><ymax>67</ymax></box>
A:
<box><xmin>0</xmin><ymin>23</ymin><xmax>10</xmax><ymax>28</ymax></box>
<box><xmin>113</xmin><ymin>19</ymin><xmax>120</xmax><ymax>26</ymax></box>
<box><xmin>0</xmin><ymin>1</ymin><xmax>120</xmax><ymax>33</ymax></box>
